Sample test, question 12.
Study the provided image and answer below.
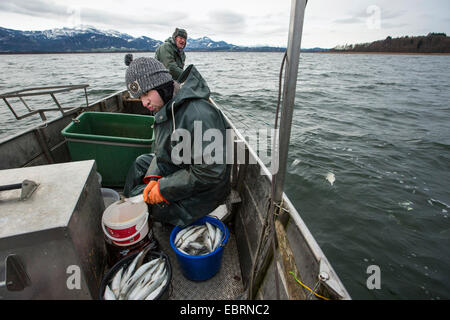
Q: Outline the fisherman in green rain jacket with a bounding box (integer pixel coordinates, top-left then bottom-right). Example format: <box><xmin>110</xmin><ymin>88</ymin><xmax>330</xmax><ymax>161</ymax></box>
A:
<box><xmin>123</xmin><ymin>54</ymin><xmax>231</xmax><ymax>227</ymax></box>
<box><xmin>155</xmin><ymin>28</ymin><xmax>187</xmax><ymax>80</ymax></box>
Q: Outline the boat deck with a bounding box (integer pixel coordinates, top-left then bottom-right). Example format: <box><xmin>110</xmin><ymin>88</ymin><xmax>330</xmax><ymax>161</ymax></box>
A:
<box><xmin>153</xmin><ymin>222</ymin><xmax>245</xmax><ymax>300</ymax></box>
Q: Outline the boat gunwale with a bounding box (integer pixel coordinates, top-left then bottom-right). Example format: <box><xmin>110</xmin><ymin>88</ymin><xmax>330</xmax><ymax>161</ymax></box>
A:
<box><xmin>0</xmin><ymin>89</ymin><xmax>125</xmax><ymax>145</ymax></box>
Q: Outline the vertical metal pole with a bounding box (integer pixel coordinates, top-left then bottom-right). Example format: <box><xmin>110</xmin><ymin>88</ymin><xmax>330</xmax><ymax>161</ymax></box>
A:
<box><xmin>84</xmin><ymin>87</ymin><xmax>89</xmax><ymax>107</ymax></box>
<box><xmin>273</xmin><ymin>0</ymin><xmax>307</xmax><ymax>203</ymax></box>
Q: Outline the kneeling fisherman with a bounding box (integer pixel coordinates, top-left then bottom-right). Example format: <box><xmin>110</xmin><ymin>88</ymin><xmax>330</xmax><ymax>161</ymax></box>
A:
<box><xmin>123</xmin><ymin>55</ymin><xmax>231</xmax><ymax>227</ymax></box>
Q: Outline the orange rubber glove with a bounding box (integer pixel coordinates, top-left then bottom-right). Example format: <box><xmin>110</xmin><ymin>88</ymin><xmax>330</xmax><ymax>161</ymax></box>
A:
<box><xmin>148</xmin><ymin>181</ymin><xmax>169</xmax><ymax>205</ymax></box>
<box><xmin>143</xmin><ymin>180</ymin><xmax>157</xmax><ymax>203</ymax></box>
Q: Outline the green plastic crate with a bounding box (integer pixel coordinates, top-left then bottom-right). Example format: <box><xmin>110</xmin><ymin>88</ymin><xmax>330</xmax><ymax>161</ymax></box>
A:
<box><xmin>61</xmin><ymin>112</ymin><xmax>154</xmax><ymax>187</ymax></box>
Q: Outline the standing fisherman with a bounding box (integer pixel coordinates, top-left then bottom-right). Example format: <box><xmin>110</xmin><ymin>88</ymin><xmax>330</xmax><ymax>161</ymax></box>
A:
<box><xmin>155</xmin><ymin>28</ymin><xmax>187</xmax><ymax>80</ymax></box>
<box><xmin>123</xmin><ymin>55</ymin><xmax>231</xmax><ymax>227</ymax></box>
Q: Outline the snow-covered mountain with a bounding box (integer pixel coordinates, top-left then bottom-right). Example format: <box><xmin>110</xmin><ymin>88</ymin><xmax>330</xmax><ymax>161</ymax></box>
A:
<box><xmin>0</xmin><ymin>26</ymin><xmax>285</xmax><ymax>53</ymax></box>
<box><xmin>0</xmin><ymin>26</ymin><xmax>161</xmax><ymax>52</ymax></box>
<box><xmin>187</xmin><ymin>36</ymin><xmax>240</xmax><ymax>51</ymax></box>
<box><xmin>24</xmin><ymin>25</ymin><xmax>134</xmax><ymax>40</ymax></box>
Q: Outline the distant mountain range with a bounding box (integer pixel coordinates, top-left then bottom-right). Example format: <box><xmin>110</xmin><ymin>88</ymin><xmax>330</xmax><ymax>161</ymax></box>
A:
<box><xmin>0</xmin><ymin>26</ymin><xmax>311</xmax><ymax>53</ymax></box>
<box><xmin>0</xmin><ymin>26</ymin><xmax>161</xmax><ymax>53</ymax></box>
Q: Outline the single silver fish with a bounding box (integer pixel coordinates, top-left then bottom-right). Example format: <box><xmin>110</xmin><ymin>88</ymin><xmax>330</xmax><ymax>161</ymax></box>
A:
<box><xmin>104</xmin><ymin>285</ymin><xmax>116</xmax><ymax>300</ymax></box>
<box><xmin>119</xmin><ymin>250</ymin><xmax>144</xmax><ymax>291</ymax></box>
<box><xmin>212</xmin><ymin>228</ymin><xmax>223</xmax><ymax>251</ymax></box>
<box><xmin>145</xmin><ymin>273</ymin><xmax>168</xmax><ymax>300</ymax></box>
<box><xmin>177</xmin><ymin>247</ymin><xmax>189</xmax><ymax>255</ymax></box>
<box><xmin>205</xmin><ymin>235</ymin><xmax>213</xmax><ymax>252</ymax></box>
<box><xmin>205</xmin><ymin>222</ymin><xmax>216</xmax><ymax>243</ymax></box>
<box><xmin>110</xmin><ymin>267</ymin><xmax>123</xmax><ymax>298</ymax></box>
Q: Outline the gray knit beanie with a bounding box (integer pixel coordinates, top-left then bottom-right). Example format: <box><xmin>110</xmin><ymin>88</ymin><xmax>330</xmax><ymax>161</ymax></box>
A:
<box><xmin>124</xmin><ymin>54</ymin><xmax>172</xmax><ymax>98</ymax></box>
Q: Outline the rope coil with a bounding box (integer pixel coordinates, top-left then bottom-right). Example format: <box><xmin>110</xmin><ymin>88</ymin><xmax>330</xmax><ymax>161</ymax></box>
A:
<box><xmin>289</xmin><ymin>271</ymin><xmax>330</xmax><ymax>300</ymax></box>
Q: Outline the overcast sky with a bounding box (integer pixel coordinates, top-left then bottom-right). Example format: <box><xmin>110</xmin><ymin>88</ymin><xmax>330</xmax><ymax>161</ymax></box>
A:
<box><xmin>0</xmin><ymin>0</ymin><xmax>448</xmax><ymax>48</ymax></box>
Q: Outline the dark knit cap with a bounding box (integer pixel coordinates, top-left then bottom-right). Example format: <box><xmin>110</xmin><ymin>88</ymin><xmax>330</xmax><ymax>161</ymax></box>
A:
<box><xmin>172</xmin><ymin>28</ymin><xmax>187</xmax><ymax>40</ymax></box>
<box><xmin>124</xmin><ymin>54</ymin><xmax>173</xmax><ymax>98</ymax></box>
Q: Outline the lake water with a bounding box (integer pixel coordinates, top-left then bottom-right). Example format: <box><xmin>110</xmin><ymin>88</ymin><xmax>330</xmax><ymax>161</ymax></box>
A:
<box><xmin>0</xmin><ymin>52</ymin><xmax>449</xmax><ymax>299</ymax></box>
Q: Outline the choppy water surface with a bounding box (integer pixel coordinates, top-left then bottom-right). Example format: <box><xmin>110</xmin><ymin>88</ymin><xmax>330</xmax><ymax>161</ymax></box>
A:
<box><xmin>0</xmin><ymin>52</ymin><xmax>449</xmax><ymax>299</ymax></box>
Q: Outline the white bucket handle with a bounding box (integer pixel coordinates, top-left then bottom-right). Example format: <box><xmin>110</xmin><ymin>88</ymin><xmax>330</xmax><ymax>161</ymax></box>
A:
<box><xmin>102</xmin><ymin>211</ymin><xmax>149</xmax><ymax>242</ymax></box>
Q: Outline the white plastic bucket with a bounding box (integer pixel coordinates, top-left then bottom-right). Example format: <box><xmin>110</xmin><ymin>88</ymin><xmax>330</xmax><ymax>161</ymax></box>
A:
<box><xmin>101</xmin><ymin>200</ymin><xmax>149</xmax><ymax>247</ymax></box>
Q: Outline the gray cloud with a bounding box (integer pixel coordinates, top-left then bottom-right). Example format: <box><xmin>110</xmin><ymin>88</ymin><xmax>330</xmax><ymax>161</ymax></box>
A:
<box><xmin>0</xmin><ymin>0</ymin><xmax>68</xmax><ymax>18</ymax></box>
<box><xmin>0</xmin><ymin>0</ymin><xmax>187</xmax><ymax>32</ymax></box>
<box><xmin>209</xmin><ymin>10</ymin><xmax>246</xmax><ymax>25</ymax></box>
<box><xmin>205</xmin><ymin>10</ymin><xmax>247</xmax><ymax>33</ymax></box>
<box><xmin>354</xmin><ymin>7</ymin><xmax>406</xmax><ymax>20</ymax></box>
<box><xmin>80</xmin><ymin>7</ymin><xmax>186</xmax><ymax>28</ymax></box>
<box><xmin>334</xmin><ymin>7</ymin><xmax>407</xmax><ymax>25</ymax></box>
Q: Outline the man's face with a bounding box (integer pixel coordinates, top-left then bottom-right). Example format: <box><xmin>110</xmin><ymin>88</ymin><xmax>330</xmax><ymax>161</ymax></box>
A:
<box><xmin>140</xmin><ymin>90</ymin><xmax>164</xmax><ymax>113</ymax></box>
<box><xmin>175</xmin><ymin>36</ymin><xmax>186</xmax><ymax>50</ymax></box>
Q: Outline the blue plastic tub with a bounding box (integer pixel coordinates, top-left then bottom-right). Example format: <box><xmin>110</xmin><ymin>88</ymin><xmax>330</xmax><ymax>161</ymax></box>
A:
<box><xmin>170</xmin><ymin>216</ymin><xmax>229</xmax><ymax>281</ymax></box>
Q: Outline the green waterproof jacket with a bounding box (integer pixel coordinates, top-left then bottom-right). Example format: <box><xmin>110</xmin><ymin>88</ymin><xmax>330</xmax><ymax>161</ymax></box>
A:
<box><xmin>145</xmin><ymin>65</ymin><xmax>231</xmax><ymax>226</ymax></box>
<box><xmin>155</xmin><ymin>37</ymin><xmax>186</xmax><ymax>80</ymax></box>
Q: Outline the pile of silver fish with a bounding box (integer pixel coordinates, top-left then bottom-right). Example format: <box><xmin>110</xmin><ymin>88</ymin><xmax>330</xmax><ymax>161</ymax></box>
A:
<box><xmin>103</xmin><ymin>248</ymin><xmax>169</xmax><ymax>300</ymax></box>
<box><xmin>174</xmin><ymin>222</ymin><xmax>223</xmax><ymax>256</ymax></box>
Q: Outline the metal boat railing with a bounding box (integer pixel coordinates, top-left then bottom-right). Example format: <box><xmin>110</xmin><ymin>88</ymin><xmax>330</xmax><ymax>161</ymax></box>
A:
<box><xmin>0</xmin><ymin>84</ymin><xmax>89</xmax><ymax>121</ymax></box>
